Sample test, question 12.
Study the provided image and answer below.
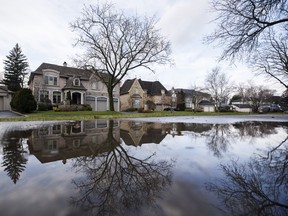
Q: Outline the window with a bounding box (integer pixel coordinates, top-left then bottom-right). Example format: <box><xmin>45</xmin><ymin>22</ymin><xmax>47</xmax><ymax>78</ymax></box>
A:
<box><xmin>74</xmin><ymin>78</ymin><xmax>80</xmax><ymax>86</ymax></box>
<box><xmin>53</xmin><ymin>91</ymin><xmax>61</xmax><ymax>104</ymax></box>
<box><xmin>134</xmin><ymin>87</ymin><xmax>139</xmax><ymax>94</ymax></box>
<box><xmin>40</xmin><ymin>90</ymin><xmax>49</xmax><ymax>102</ymax></box>
<box><xmin>132</xmin><ymin>98</ymin><xmax>141</xmax><ymax>108</ymax></box>
<box><xmin>92</xmin><ymin>80</ymin><xmax>100</xmax><ymax>90</ymax></box>
<box><xmin>52</xmin><ymin>125</ymin><xmax>61</xmax><ymax>134</ymax></box>
<box><xmin>45</xmin><ymin>76</ymin><xmax>57</xmax><ymax>85</ymax></box>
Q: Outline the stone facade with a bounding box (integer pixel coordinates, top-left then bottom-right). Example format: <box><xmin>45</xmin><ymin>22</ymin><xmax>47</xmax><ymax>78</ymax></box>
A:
<box><xmin>120</xmin><ymin>79</ymin><xmax>171</xmax><ymax>111</ymax></box>
<box><xmin>28</xmin><ymin>62</ymin><xmax>120</xmax><ymax>111</ymax></box>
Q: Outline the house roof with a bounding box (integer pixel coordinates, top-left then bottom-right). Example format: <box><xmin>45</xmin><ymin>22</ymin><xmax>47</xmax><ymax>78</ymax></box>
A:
<box><xmin>62</xmin><ymin>77</ymin><xmax>87</xmax><ymax>90</ymax></box>
<box><xmin>120</xmin><ymin>79</ymin><xmax>135</xmax><ymax>95</ymax></box>
<box><xmin>0</xmin><ymin>85</ymin><xmax>13</xmax><ymax>93</ymax></box>
<box><xmin>120</xmin><ymin>78</ymin><xmax>168</xmax><ymax>96</ymax></box>
<box><xmin>233</xmin><ymin>104</ymin><xmax>252</xmax><ymax>109</ymax></box>
<box><xmin>174</xmin><ymin>88</ymin><xmax>210</xmax><ymax>98</ymax></box>
<box><xmin>28</xmin><ymin>62</ymin><xmax>93</xmax><ymax>85</ymax></box>
<box><xmin>198</xmin><ymin>100</ymin><xmax>215</xmax><ymax>106</ymax></box>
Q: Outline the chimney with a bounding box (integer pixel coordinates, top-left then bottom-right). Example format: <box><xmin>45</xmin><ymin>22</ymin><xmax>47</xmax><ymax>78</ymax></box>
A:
<box><xmin>63</xmin><ymin>61</ymin><xmax>67</xmax><ymax>67</ymax></box>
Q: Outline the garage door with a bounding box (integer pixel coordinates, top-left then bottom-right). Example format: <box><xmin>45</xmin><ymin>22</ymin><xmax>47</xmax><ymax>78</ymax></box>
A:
<box><xmin>0</xmin><ymin>97</ymin><xmax>3</xmax><ymax>111</ymax></box>
<box><xmin>97</xmin><ymin>97</ymin><xmax>107</xmax><ymax>111</ymax></box>
<box><xmin>113</xmin><ymin>98</ymin><xmax>119</xmax><ymax>112</ymax></box>
<box><xmin>86</xmin><ymin>96</ymin><xmax>96</xmax><ymax>111</ymax></box>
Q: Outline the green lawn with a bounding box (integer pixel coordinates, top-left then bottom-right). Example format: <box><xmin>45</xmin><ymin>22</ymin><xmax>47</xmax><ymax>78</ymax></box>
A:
<box><xmin>0</xmin><ymin>110</ymin><xmax>250</xmax><ymax>122</ymax></box>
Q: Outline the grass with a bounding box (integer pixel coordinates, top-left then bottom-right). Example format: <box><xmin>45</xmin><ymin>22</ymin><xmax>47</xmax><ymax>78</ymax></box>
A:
<box><xmin>0</xmin><ymin>110</ymin><xmax>251</xmax><ymax>122</ymax></box>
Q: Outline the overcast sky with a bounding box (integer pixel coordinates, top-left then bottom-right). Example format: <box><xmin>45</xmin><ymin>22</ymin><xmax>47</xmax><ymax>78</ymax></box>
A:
<box><xmin>0</xmin><ymin>0</ymin><xmax>285</xmax><ymax>94</ymax></box>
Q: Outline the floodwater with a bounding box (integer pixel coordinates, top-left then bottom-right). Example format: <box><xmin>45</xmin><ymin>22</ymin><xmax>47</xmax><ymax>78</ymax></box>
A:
<box><xmin>0</xmin><ymin>118</ymin><xmax>287</xmax><ymax>216</ymax></box>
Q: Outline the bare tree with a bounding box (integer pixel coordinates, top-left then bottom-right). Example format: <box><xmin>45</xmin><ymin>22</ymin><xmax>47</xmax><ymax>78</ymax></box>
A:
<box><xmin>237</xmin><ymin>82</ymin><xmax>275</xmax><ymax>112</ymax></box>
<box><xmin>252</xmin><ymin>33</ymin><xmax>288</xmax><ymax>89</ymax></box>
<box><xmin>71</xmin><ymin>3</ymin><xmax>172</xmax><ymax>111</ymax></box>
<box><xmin>205</xmin><ymin>67</ymin><xmax>233</xmax><ymax>110</ymax></box>
<box><xmin>206</xmin><ymin>136</ymin><xmax>288</xmax><ymax>216</ymax></box>
<box><xmin>206</xmin><ymin>0</ymin><xmax>288</xmax><ymax>60</ymax></box>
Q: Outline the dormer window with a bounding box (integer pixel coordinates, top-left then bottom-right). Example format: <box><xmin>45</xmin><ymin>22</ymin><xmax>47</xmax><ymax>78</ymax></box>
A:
<box><xmin>74</xmin><ymin>78</ymin><xmax>80</xmax><ymax>86</ymax></box>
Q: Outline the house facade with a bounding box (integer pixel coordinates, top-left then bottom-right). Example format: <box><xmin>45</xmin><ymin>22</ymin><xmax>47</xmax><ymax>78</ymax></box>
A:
<box><xmin>120</xmin><ymin>79</ymin><xmax>171</xmax><ymax>111</ymax></box>
<box><xmin>0</xmin><ymin>86</ymin><xmax>13</xmax><ymax>111</ymax></box>
<box><xmin>174</xmin><ymin>88</ymin><xmax>212</xmax><ymax>110</ymax></box>
<box><xmin>28</xmin><ymin>62</ymin><xmax>120</xmax><ymax>111</ymax></box>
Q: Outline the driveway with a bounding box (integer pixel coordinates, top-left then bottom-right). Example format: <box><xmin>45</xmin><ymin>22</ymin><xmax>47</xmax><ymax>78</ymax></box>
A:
<box><xmin>0</xmin><ymin>111</ymin><xmax>23</xmax><ymax>118</ymax></box>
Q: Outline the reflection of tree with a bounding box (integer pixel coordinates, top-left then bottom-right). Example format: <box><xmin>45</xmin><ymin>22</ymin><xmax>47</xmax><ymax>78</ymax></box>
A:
<box><xmin>204</xmin><ymin>124</ymin><xmax>232</xmax><ymax>158</ymax></box>
<box><xmin>70</xmin><ymin>120</ymin><xmax>174</xmax><ymax>216</ymax></box>
<box><xmin>206</xmin><ymin>136</ymin><xmax>288</xmax><ymax>216</ymax></box>
<box><xmin>233</xmin><ymin>121</ymin><xmax>282</xmax><ymax>139</ymax></box>
<box><xmin>1</xmin><ymin>130</ymin><xmax>31</xmax><ymax>184</ymax></box>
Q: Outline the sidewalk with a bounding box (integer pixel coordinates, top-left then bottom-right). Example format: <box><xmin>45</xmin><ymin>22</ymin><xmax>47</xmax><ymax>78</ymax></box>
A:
<box><xmin>0</xmin><ymin>111</ymin><xmax>23</xmax><ymax>118</ymax></box>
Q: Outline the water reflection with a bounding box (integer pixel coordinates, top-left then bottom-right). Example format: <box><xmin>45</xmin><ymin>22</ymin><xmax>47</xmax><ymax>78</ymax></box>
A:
<box><xmin>28</xmin><ymin>119</ymin><xmax>120</xmax><ymax>164</ymax></box>
<box><xmin>206</xmin><ymin>135</ymin><xmax>288</xmax><ymax>216</ymax></box>
<box><xmin>0</xmin><ymin>119</ymin><xmax>288</xmax><ymax>215</ymax></box>
<box><xmin>70</xmin><ymin>122</ymin><xmax>173</xmax><ymax>215</ymax></box>
<box><xmin>1</xmin><ymin>130</ymin><xmax>31</xmax><ymax>183</ymax></box>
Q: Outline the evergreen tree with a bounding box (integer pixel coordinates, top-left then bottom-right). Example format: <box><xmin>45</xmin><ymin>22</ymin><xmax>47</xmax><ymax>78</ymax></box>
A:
<box><xmin>2</xmin><ymin>43</ymin><xmax>29</xmax><ymax>92</ymax></box>
<box><xmin>176</xmin><ymin>89</ymin><xmax>186</xmax><ymax>111</ymax></box>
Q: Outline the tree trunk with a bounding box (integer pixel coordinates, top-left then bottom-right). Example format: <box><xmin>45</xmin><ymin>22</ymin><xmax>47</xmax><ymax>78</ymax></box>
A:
<box><xmin>108</xmin><ymin>86</ymin><xmax>115</xmax><ymax>111</ymax></box>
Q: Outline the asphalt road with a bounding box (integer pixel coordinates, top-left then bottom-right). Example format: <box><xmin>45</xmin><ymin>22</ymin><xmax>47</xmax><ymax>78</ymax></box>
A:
<box><xmin>0</xmin><ymin>111</ymin><xmax>23</xmax><ymax>118</ymax></box>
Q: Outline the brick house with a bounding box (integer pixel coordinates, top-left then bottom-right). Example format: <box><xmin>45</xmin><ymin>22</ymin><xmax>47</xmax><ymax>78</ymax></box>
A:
<box><xmin>28</xmin><ymin>62</ymin><xmax>120</xmax><ymax>111</ymax></box>
<box><xmin>120</xmin><ymin>79</ymin><xmax>171</xmax><ymax>111</ymax></box>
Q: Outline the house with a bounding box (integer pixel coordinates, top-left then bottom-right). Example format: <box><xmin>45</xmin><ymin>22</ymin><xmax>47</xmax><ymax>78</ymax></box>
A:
<box><xmin>28</xmin><ymin>62</ymin><xmax>120</xmax><ymax>111</ymax></box>
<box><xmin>0</xmin><ymin>86</ymin><xmax>13</xmax><ymax>111</ymax></box>
<box><xmin>120</xmin><ymin>79</ymin><xmax>170</xmax><ymax>111</ymax></box>
<box><xmin>174</xmin><ymin>88</ymin><xmax>211</xmax><ymax>110</ymax></box>
<box><xmin>232</xmin><ymin>104</ymin><xmax>252</xmax><ymax>113</ymax></box>
<box><xmin>28</xmin><ymin>120</ymin><xmax>120</xmax><ymax>163</ymax></box>
<box><xmin>230</xmin><ymin>100</ymin><xmax>253</xmax><ymax>113</ymax></box>
<box><xmin>120</xmin><ymin>121</ymin><xmax>167</xmax><ymax>146</ymax></box>
<box><xmin>198</xmin><ymin>100</ymin><xmax>215</xmax><ymax>112</ymax></box>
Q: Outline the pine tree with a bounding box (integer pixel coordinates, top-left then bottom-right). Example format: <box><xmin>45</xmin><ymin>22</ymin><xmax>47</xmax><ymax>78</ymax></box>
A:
<box><xmin>2</xmin><ymin>44</ymin><xmax>29</xmax><ymax>92</ymax></box>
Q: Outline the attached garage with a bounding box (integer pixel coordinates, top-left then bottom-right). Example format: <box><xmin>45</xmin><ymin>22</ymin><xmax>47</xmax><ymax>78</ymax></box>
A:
<box><xmin>0</xmin><ymin>97</ymin><xmax>3</xmax><ymax>110</ymax></box>
<box><xmin>113</xmin><ymin>98</ymin><xmax>119</xmax><ymax>112</ymax></box>
<box><xmin>86</xmin><ymin>96</ymin><xmax>96</xmax><ymax>111</ymax></box>
<box><xmin>97</xmin><ymin>97</ymin><xmax>108</xmax><ymax>111</ymax></box>
<box><xmin>0</xmin><ymin>86</ymin><xmax>13</xmax><ymax>111</ymax></box>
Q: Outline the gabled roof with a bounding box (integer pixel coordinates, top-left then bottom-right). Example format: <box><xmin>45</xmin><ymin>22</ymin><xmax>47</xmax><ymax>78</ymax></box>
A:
<box><xmin>120</xmin><ymin>78</ymin><xmax>168</xmax><ymax>96</ymax></box>
<box><xmin>233</xmin><ymin>104</ymin><xmax>252</xmax><ymax>108</ymax></box>
<box><xmin>120</xmin><ymin>79</ymin><xmax>135</xmax><ymax>95</ymax></box>
<box><xmin>62</xmin><ymin>77</ymin><xmax>87</xmax><ymax>90</ymax></box>
<box><xmin>28</xmin><ymin>62</ymin><xmax>93</xmax><ymax>84</ymax></box>
<box><xmin>174</xmin><ymin>88</ymin><xmax>210</xmax><ymax>98</ymax></box>
<box><xmin>198</xmin><ymin>100</ymin><xmax>215</xmax><ymax>106</ymax></box>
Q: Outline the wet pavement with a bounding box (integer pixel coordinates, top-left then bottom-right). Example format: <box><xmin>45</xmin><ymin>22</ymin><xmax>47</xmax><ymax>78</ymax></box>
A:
<box><xmin>0</xmin><ymin>111</ymin><xmax>23</xmax><ymax>118</ymax></box>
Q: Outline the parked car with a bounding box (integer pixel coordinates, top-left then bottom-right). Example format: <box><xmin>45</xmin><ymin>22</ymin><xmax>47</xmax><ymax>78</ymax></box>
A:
<box><xmin>258</xmin><ymin>104</ymin><xmax>283</xmax><ymax>113</ymax></box>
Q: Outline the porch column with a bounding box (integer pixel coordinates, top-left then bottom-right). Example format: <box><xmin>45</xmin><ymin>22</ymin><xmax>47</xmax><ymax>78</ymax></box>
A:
<box><xmin>81</xmin><ymin>93</ymin><xmax>84</xmax><ymax>104</ymax></box>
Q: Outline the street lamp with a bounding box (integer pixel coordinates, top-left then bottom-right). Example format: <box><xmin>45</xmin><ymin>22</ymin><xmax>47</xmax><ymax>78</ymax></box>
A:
<box><xmin>171</xmin><ymin>87</ymin><xmax>177</xmax><ymax>112</ymax></box>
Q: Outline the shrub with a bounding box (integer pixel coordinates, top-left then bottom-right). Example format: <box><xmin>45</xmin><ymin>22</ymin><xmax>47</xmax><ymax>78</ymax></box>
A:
<box><xmin>10</xmin><ymin>88</ymin><xmax>37</xmax><ymax>113</ymax></box>
<box><xmin>124</xmin><ymin>107</ymin><xmax>138</xmax><ymax>112</ymax></box>
<box><xmin>218</xmin><ymin>105</ymin><xmax>232</xmax><ymax>112</ymax></box>
<box><xmin>138</xmin><ymin>108</ymin><xmax>153</xmax><ymax>113</ymax></box>
<box><xmin>57</xmin><ymin>104</ymin><xmax>92</xmax><ymax>112</ymax></box>
<box><xmin>37</xmin><ymin>102</ymin><xmax>49</xmax><ymax>111</ymax></box>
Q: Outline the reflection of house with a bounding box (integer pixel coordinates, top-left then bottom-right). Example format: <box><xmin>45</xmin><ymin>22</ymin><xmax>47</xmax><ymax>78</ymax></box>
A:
<box><xmin>120</xmin><ymin>79</ymin><xmax>170</xmax><ymax>111</ymax></box>
<box><xmin>120</xmin><ymin>121</ymin><xmax>167</xmax><ymax>146</ymax></box>
<box><xmin>174</xmin><ymin>88</ymin><xmax>211</xmax><ymax>110</ymax></box>
<box><xmin>0</xmin><ymin>86</ymin><xmax>13</xmax><ymax>111</ymax></box>
<box><xmin>28</xmin><ymin>120</ymin><xmax>120</xmax><ymax>163</ymax></box>
<box><xmin>28</xmin><ymin>62</ymin><xmax>120</xmax><ymax>111</ymax></box>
